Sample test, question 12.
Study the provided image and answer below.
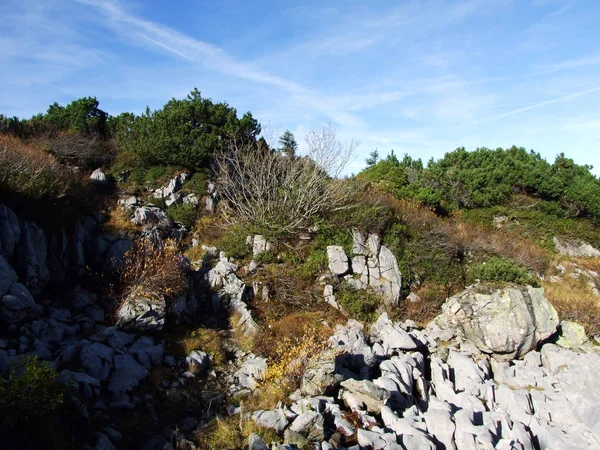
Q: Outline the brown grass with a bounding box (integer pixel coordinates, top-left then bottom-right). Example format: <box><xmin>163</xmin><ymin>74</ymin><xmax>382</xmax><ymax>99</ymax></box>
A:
<box><xmin>171</xmin><ymin>327</ymin><xmax>227</xmax><ymax>366</ymax></box>
<box><xmin>0</xmin><ymin>135</ymin><xmax>91</xmax><ymax>223</ymax></box>
<box><xmin>445</xmin><ymin>218</ymin><xmax>549</xmax><ymax>274</ymax></box>
<box><xmin>192</xmin><ymin>214</ymin><xmax>228</xmax><ymax>246</ymax></box>
<box><xmin>195</xmin><ymin>415</ymin><xmax>280</xmax><ymax>450</ymax></box>
<box><xmin>393</xmin><ymin>281</ymin><xmax>448</xmax><ymax>327</ymax></box>
<box><xmin>102</xmin><ymin>206</ymin><xmax>138</xmax><ymax>236</ymax></box>
<box><xmin>543</xmin><ymin>262</ymin><xmax>600</xmax><ymax>336</ymax></box>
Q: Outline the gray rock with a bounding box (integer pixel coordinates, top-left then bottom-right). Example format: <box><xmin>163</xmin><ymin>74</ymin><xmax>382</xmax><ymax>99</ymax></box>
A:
<box><xmin>236</xmin><ymin>355</ymin><xmax>267</xmax><ymax>390</ymax></box>
<box><xmin>554</xmin><ymin>237</ymin><xmax>600</xmax><ymax>258</ymax></box>
<box><xmin>556</xmin><ymin>320</ymin><xmax>588</xmax><ymax>349</ymax></box>
<box><xmin>80</xmin><ymin>342</ymin><xmax>115</xmax><ymax>380</ymax></box>
<box><xmin>252</xmin><ymin>408</ymin><xmax>289</xmax><ymax>433</ymax></box>
<box><xmin>131</xmin><ymin>206</ymin><xmax>173</xmax><ymax>227</ymax></box>
<box><xmin>370</xmin><ymin>313</ymin><xmax>418</xmax><ymax>352</ymax></box>
<box><xmin>108</xmin><ymin>354</ymin><xmax>149</xmax><ymax>395</ymax></box>
<box><xmin>248</xmin><ymin>433</ymin><xmax>269</xmax><ymax>450</ymax></box>
<box><xmin>90</xmin><ymin>168</ymin><xmax>108</xmax><ymax>185</ymax></box>
<box><xmin>327</xmin><ymin>245</ymin><xmax>349</xmax><ymax>276</ymax></box>
<box><xmin>118</xmin><ymin>196</ymin><xmax>139</xmax><ymax>209</ymax></box>
<box><xmin>186</xmin><ymin>350</ymin><xmax>209</xmax><ymax>373</ymax></box>
<box><xmin>1</xmin><ymin>282</ymin><xmax>37</xmax><ymax>323</ymax></box>
<box><xmin>300</xmin><ymin>348</ymin><xmax>345</xmax><ymax>396</ymax></box>
<box><xmin>102</xmin><ymin>239</ymin><xmax>132</xmax><ymax>272</ymax></box>
<box><xmin>115</xmin><ymin>292</ymin><xmax>166</xmax><ymax>331</ymax></box>
<box><xmin>15</xmin><ymin>221</ymin><xmax>49</xmax><ymax>293</ymax></box>
<box><xmin>438</xmin><ymin>285</ymin><xmax>559</xmax><ymax>360</ymax></box>
<box><xmin>183</xmin><ymin>193</ymin><xmax>199</xmax><ymax>207</ymax></box>
<box><xmin>94</xmin><ymin>433</ymin><xmax>116</xmax><ymax>450</ymax></box>
<box><xmin>0</xmin><ymin>205</ymin><xmax>20</xmax><ymax>259</ymax></box>
<box><xmin>376</xmin><ymin>245</ymin><xmax>402</xmax><ymax>305</ymax></box>
<box><xmin>0</xmin><ymin>256</ymin><xmax>17</xmax><ymax>297</ymax></box>
<box><xmin>423</xmin><ymin>407</ymin><xmax>456</xmax><ymax>450</ymax></box>
<box><xmin>252</xmin><ymin>235</ymin><xmax>272</xmax><ymax>257</ymax></box>
<box><xmin>60</xmin><ymin>370</ymin><xmax>101</xmax><ymax>398</ymax></box>
<box><xmin>289</xmin><ymin>411</ymin><xmax>325</xmax><ymax>441</ymax></box>
<box><xmin>340</xmin><ymin>379</ymin><xmax>390</xmax><ymax>413</ymax></box>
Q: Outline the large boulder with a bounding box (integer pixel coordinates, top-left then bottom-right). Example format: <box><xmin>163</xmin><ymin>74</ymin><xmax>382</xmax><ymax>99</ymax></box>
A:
<box><xmin>1</xmin><ymin>282</ymin><xmax>38</xmax><ymax>323</ymax></box>
<box><xmin>131</xmin><ymin>206</ymin><xmax>173</xmax><ymax>228</ymax></box>
<box><xmin>115</xmin><ymin>290</ymin><xmax>166</xmax><ymax>331</ymax></box>
<box><xmin>437</xmin><ymin>285</ymin><xmax>559</xmax><ymax>360</ymax></box>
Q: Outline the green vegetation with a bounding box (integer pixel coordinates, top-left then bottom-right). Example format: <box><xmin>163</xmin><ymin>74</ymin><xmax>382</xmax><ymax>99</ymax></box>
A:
<box><xmin>0</xmin><ymin>356</ymin><xmax>74</xmax><ymax>449</ymax></box>
<box><xmin>360</xmin><ymin>147</ymin><xmax>600</xmax><ymax>221</ymax></box>
<box><xmin>336</xmin><ymin>285</ymin><xmax>382</xmax><ymax>322</ymax></box>
<box><xmin>167</xmin><ymin>202</ymin><xmax>198</xmax><ymax>229</ymax></box>
<box><xmin>466</xmin><ymin>256</ymin><xmax>540</xmax><ymax>287</ymax></box>
<box><xmin>117</xmin><ymin>88</ymin><xmax>260</xmax><ymax>170</ymax></box>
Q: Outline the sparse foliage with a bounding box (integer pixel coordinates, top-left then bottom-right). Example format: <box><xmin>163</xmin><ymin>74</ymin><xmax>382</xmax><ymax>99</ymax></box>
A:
<box><xmin>215</xmin><ymin>123</ymin><xmax>358</xmax><ymax>234</ymax></box>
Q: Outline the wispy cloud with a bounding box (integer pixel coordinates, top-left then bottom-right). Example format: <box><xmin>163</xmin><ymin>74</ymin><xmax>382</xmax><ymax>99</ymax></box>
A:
<box><xmin>465</xmin><ymin>86</ymin><xmax>600</xmax><ymax>126</ymax></box>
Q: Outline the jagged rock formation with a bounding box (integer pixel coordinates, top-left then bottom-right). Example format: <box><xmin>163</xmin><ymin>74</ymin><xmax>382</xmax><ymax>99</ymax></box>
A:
<box><xmin>553</xmin><ymin>237</ymin><xmax>600</xmax><ymax>258</ymax></box>
<box><xmin>325</xmin><ymin>229</ymin><xmax>402</xmax><ymax>305</ymax></box>
<box><xmin>247</xmin><ymin>297</ymin><xmax>600</xmax><ymax>450</ymax></box>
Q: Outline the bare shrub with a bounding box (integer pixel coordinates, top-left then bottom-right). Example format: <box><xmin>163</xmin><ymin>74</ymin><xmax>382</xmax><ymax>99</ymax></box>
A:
<box><xmin>117</xmin><ymin>239</ymin><xmax>186</xmax><ymax>304</ymax></box>
<box><xmin>215</xmin><ymin>123</ymin><xmax>358</xmax><ymax>234</ymax></box>
<box><xmin>36</xmin><ymin>131</ymin><xmax>116</xmax><ymax>169</ymax></box>
<box><xmin>0</xmin><ymin>135</ymin><xmax>88</xmax><ymax>202</ymax></box>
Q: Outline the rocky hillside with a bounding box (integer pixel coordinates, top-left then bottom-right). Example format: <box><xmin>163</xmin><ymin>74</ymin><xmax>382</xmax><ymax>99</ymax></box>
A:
<box><xmin>3</xmin><ymin>94</ymin><xmax>600</xmax><ymax>450</ymax></box>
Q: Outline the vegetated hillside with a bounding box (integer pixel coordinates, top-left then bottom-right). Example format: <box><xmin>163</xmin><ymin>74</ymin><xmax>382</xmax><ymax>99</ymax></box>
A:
<box><xmin>3</xmin><ymin>90</ymin><xmax>600</xmax><ymax>449</ymax></box>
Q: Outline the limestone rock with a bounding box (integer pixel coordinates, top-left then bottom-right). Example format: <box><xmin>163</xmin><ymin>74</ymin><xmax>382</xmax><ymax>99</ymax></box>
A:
<box><xmin>115</xmin><ymin>291</ymin><xmax>166</xmax><ymax>332</ymax></box>
<box><xmin>90</xmin><ymin>168</ymin><xmax>108</xmax><ymax>185</ymax></box>
<box><xmin>438</xmin><ymin>285</ymin><xmax>559</xmax><ymax>360</ymax></box>
<box><xmin>554</xmin><ymin>237</ymin><xmax>600</xmax><ymax>258</ymax></box>
<box><xmin>327</xmin><ymin>245</ymin><xmax>349</xmax><ymax>276</ymax></box>
<box><xmin>556</xmin><ymin>320</ymin><xmax>588</xmax><ymax>349</ymax></box>
<box><xmin>0</xmin><ymin>255</ymin><xmax>17</xmax><ymax>297</ymax></box>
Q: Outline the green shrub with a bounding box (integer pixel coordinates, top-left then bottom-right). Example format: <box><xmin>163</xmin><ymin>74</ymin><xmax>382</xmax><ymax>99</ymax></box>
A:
<box><xmin>216</xmin><ymin>226</ymin><xmax>249</xmax><ymax>259</ymax></box>
<box><xmin>255</xmin><ymin>250</ymin><xmax>277</xmax><ymax>264</ymax></box>
<box><xmin>185</xmin><ymin>171</ymin><xmax>209</xmax><ymax>196</ymax></box>
<box><xmin>466</xmin><ymin>256</ymin><xmax>539</xmax><ymax>286</ymax></box>
<box><xmin>292</xmin><ymin>248</ymin><xmax>328</xmax><ymax>280</ymax></box>
<box><xmin>0</xmin><ymin>355</ymin><xmax>73</xmax><ymax>449</ymax></box>
<box><xmin>167</xmin><ymin>202</ymin><xmax>198</xmax><ymax>228</ymax></box>
<box><xmin>119</xmin><ymin>88</ymin><xmax>261</xmax><ymax>170</ymax></box>
<box><xmin>335</xmin><ymin>286</ymin><xmax>382</xmax><ymax>322</ymax></box>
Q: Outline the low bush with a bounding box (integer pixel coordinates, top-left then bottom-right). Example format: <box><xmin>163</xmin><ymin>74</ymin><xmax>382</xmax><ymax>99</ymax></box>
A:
<box><xmin>184</xmin><ymin>171</ymin><xmax>209</xmax><ymax>196</ymax></box>
<box><xmin>0</xmin><ymin>355</ymin><xmax>74</xmax><ymax>449</ymax></box>
<box><xmin>254</xmin><ymin>250</ymin><xmax>278</xmax><ymax>265</ymax></box>
<box><xmin>0</xmin><ymin>135</ymin><xmax>91</xmax><ymax>223</ymax></box>
<box><xmin>466</xmin><ymin>256</ymin><xmax>540</xmax><ymax>287</ymax></box>
<box><xmin>216</xmin><ymin>225</ymin><xmax>250</xmax><ymax>259</ymax></box>
<box><xmin>335</xmin><ymin>285</ymin><xmax>383</xmax><ymax>323</ymax></box>
<box><xmin>167</xmin><ymin>202</ymin><xmax>198</xmax><ymax>229</ymax></box>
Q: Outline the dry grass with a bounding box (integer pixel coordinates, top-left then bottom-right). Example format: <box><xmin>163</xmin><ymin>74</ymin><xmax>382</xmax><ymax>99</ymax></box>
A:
<box><xmin>183</xmin><ymin>245</ymin><xmax>207</xmax><ymax>263</ymax></box>
<box><xmin>0</xmin><ymin>135</ymin><xmax>91</xmax><ymax>223</ymax></box>
<box><xmin>102</xmin><ymin>206</ymin><xmax>138</xmax><ymax>236</ymax></box>
<box><xmin>196</xmin><ymin>415</ymin><xmax>279</xmax><ymax>450</ymax></box>
<box><xmin>543</xmin><ymin>262</ymin><xmax>600</xmax><ymax>337</ymax></box>
<box><xmin>171</xmin><ymin>327</ymin><xmax>227</xmax><ymax>366</ymax></box>
<box><xmin>446</xmin><ymin>218</ymin><xmax>550</xmax><ymax>274</ymax></box>
<box><xmin>393</xmin><ymin>282</ymin><xmax>448</xmax><ymax>327</ymax></box>
<box><xmin>192</xmin><ymin>214</ymin><xmax>228</xmax><ymax>246</ymax></box>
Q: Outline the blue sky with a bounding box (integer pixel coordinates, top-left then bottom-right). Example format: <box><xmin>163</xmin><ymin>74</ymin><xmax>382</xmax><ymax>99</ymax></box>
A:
<box><xmin>1</xmin><ymin>0</ymin><xmax>599</xmax><ymax>174</ymax></box>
